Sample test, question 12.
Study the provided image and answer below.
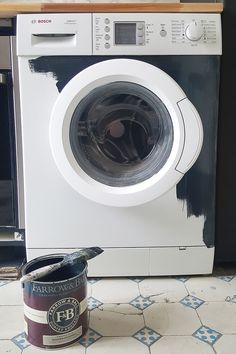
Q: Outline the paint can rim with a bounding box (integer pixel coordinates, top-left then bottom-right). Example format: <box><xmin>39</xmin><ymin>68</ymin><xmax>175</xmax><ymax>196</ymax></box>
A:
<box><xmin>21</xmin><ymin>253</ymin><xmax>87</xmax><ymax>285</ymax></box>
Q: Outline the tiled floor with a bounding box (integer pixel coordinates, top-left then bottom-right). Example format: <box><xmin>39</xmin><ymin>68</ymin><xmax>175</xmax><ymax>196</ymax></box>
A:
<box><xmin>1</xmin><ymin>270</ymin><xmax>236</xmax><ymax>353</ymax></box>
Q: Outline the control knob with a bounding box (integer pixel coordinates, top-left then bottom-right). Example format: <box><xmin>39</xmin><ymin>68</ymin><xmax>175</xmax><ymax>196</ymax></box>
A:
<box><xmin>185</xmin><ymin>20</ymin><xmax>204</xmax><ymax>41</ymax></box>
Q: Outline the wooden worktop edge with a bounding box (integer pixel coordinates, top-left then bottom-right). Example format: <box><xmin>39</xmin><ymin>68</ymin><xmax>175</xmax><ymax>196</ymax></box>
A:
<box><xmin>0</xmin><ymin>3</ymin><xmax>223</xmax><ymax>18</ymax></box>
<box><xmin>41</xmin><ymin>3</ymin><xmax>224</xmax><ymax>13</ymax></box>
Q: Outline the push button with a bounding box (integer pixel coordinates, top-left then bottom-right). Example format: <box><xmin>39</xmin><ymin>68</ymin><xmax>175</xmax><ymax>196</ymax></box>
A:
<box><xmin>160</xmin><ymin>29</ymin><xmax>167</xmax><ymax>37</ymax></box>
<box><xmin>137</xmin><ymin>30</ymin><xmax>144</xmax><ymax>37</ymax></box>
<box><xmin>137</xmin><ymin>37</ymin><xmax>144</xmax><ymax>45</ymax></box>
<box><xmin>104</xmin><ymin>26</ymin><xmax>110</xmax><ymax>33</ymax></box>
<box><xmin>137</xmin><ymin>23</ymin><xmax>144</xmax><ymax>30</ymax></box>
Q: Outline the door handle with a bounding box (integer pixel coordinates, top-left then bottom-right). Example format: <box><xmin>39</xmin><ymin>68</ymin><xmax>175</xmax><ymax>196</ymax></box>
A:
<box><xmin>0</xmin><ymin>73</ymin><xmax>6</xmax><ymax>85</ymax></box>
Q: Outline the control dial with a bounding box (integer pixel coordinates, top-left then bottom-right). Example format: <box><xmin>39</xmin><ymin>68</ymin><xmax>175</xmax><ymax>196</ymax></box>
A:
<box><xmin>185</xmin><ymin>21</ymin><xmax>204</xmax><ymax>41</ymax></box>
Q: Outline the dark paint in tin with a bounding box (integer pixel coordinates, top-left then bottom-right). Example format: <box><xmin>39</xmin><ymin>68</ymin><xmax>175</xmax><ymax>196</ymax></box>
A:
<box><xmin>22</xmin><ymin>254</ymin><xmax>88</xmax><ymax>349</ymax></box>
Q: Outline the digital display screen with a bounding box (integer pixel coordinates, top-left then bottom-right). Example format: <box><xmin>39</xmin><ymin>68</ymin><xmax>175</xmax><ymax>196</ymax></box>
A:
<box><xmin>115</xmin><ymin>23</ymin><xmax>136</xmax><ymax>45</ymax></box>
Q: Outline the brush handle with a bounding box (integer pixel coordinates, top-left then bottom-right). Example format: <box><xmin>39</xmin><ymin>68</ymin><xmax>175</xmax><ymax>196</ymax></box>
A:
<box><xmin>20</xmin><ymin>262</ymin><xmax>61</xmax><ymax>285</ymax></box>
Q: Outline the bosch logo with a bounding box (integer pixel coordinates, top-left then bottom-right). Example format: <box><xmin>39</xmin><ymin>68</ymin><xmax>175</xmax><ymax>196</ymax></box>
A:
<box><xmin>38</xmin><ymin>19</ymin><xmax>52</xmax><ymax>24</ymax></box>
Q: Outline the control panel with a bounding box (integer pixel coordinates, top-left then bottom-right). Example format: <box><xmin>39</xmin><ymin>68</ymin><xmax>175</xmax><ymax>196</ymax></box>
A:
<box><xmin>17</xmin><ymin>13</ymin><xmax>221</xmax><ymax>56</ymax></box>
<box><xmin>93</xmin><ymin>13</ymin><xmax>221</xmax><ymax>55</ymax></box>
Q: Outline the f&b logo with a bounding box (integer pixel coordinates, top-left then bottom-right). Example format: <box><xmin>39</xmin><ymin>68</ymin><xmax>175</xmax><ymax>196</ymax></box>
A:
<box><xmin>48</xmin><ymin>297</ymin><xmax>80</xmax><ymax>333</ymax></box>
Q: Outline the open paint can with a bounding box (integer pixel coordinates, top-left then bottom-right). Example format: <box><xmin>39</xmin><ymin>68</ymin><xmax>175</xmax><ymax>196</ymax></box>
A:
<box><xmin>21</xmin><ymin>254</ymin><xmax>88</xmax><ymax>349</ymax></box>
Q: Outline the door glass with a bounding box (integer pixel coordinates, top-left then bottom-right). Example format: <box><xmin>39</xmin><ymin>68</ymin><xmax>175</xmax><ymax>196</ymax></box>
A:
<box><xmin>69</xmin><ymin>82</ymin><xmax>173</xmax><ymax>187</ymax></box>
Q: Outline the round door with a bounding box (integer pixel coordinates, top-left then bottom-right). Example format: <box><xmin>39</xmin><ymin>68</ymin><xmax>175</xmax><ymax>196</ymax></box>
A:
<box><xmin>50</xmin><ymin>59</ymin><xmax>203</xmax><ymax>207</ymax></box>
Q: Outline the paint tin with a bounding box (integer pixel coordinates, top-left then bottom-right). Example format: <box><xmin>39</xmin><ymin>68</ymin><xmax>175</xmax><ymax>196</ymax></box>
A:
<box><xmin>21</xmin><ymin>254</ymin><xmax>88</xmax><ymax>349</ymax></box>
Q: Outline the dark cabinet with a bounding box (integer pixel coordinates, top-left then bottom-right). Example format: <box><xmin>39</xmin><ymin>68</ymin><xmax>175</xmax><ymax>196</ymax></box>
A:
<box><xmin>215</xmin><ymin>0</ymin><xmax>236</xmax><ymax>262</ymax></box>
<box><xmin>0</xmin><ymin>20</ymin><xmax>22</xmax><ymax>241</ymax></box>
<box><xmin>0</xmin><ymin>70</ymin><xmax>17</xmax><ymax>228</ymax></box>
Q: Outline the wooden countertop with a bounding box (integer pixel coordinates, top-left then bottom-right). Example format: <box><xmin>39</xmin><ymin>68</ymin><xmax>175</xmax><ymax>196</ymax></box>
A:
<box><xmin>0</xmin><ymin>3</ymin><xmax>223</xmax><ymax>18</ymax></box>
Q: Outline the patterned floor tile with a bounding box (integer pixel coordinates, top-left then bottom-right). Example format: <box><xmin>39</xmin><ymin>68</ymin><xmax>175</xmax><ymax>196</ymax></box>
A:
<box><xmin>0</xmin><ymin>281</ymin><xmax>23</xmax><ymax>305</ymax></box>
<box><xmin>92</xmin><ymin>278</ymin><xmax>139</xmax><ymax>303</ymax></box>
<box><xmin>214</xmin><ymin>335</ymin><xmax>236</xmax><ymax>354</ymax></box>
<box><xmin>87</xmin><ymin>278</ymin><xmax>102</xmax><ymax>285</ymax></box>
<box><xmin>23</xmin><ymin>342</ymin><xmax>86</xmax><ymax>353</ymax></box>
<box><xmin>231</xmin><ymin>295</ymin><xmax>236</xmax><ymax>304</ymax></box>
<box><xmin>0</xmin><ymin>306</ymin><xmax>24</xmax><ymax>339</ymax></box>
<box><xmin>89</xmin><ymin>304</ymin><xmax>144</xmax><ymax>337</ymax></box>
<box><xmin>185</xmin><ymin>276</ymin><xmax>236</xmax><ymax>302</ymax></box>
<box><xmin>139</xmin><ymin>278</ymin><xmax>188</xmax><ymax>303</ymax></box>
<box><xmin>88</xmin><ymin>297</ymin><xmax>103</xmax><ymax>311</ymax></box>
<box><xmin>0</xmin><ymin>340</ymin><xmax>22</xmax><ymax>353</ymax></box>
<box><xmin>175</xmin><ymin>276</ymin><xmax>190</xmax><ymax>283</ymax></box>
<box><xmin>193</xmin><ymin>325</ymin><xmax>222</xmax><ymax>345</ymax></box>
<box><xmin>0</xmin><ymin>272</ymin><xmax>235</xmax><ymax>353</ymax></box>
<box><xmin>150</xmin><ymin>335</ymin><xmax>215</xmax><ymax>354</ymax></box>
<box><xmin>130</xmin><ymin>295</ymin><xmax>154</xmax><ymax>310</ymax></box>
<box><xmin>0</xmin><ymin>280</ymin><xmax>11</xmax><ymax>287</ymax></box>
<box><xmin>78</xmin><ymin>328</ymin><xmax>102</xmax><ymax>348</ymax></box>
<box><xmin>180</xmin><ymin>295</ymin><xmax>205</xmax><ymax>309</ymax></box>
<box><xmin>86</xmin><ymin>336</ymin><xmax>149</xmax><ymax>354</ymax></box>
<box><xmin>128</xmin><ymin>277</ymin><xmax>145</xmax><ymax>283</ymax></box>
<box><xmin>11</xmin><ymin>332</ymin><xmax>30</xmax><ymax>350</ymax></box>
<box><xmin>133</xmin><ymin>327</ymin><xmax>161</xmax><ymax>347</ymax></box>
<box><xmin>216</xmin><ymin>276</ymin><xmax>235</xmax><ymax>282</ymax></box>
<box><xmin>144</xmin><ymin>303</ymin><xmax>201</xmax><ymax>335</ymax></box>
<box><xmin>197</xmin><ymin>302</ymin><xmax>236</xmax><ymax>334</ymax></box>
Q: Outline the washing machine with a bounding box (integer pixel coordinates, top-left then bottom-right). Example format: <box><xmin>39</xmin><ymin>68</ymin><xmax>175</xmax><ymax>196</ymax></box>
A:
<box><xmin>16</xmin><ymin>12</ymin><xmax>221</xmax><ymax>276</ymax></box>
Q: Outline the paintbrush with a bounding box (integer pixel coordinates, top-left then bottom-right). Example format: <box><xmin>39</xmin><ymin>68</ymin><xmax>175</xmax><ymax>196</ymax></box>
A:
<box><xmin>20</xmin><ymin>247</ymin><xmax>103</xmax><ymax>285</ymax></box>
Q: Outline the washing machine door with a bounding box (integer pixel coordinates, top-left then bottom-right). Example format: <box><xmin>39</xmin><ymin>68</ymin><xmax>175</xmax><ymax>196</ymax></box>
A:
<box><xmin>50</xmin><ymin>59</ymin><xmax>203</xmax><ymax>207</ymax></box>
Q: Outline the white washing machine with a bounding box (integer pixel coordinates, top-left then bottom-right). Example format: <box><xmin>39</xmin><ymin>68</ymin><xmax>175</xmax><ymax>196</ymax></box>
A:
<box><xmin>16</xmin><ymin>13</ymin><xmax>221</xmax><ymax>276</ymax></box>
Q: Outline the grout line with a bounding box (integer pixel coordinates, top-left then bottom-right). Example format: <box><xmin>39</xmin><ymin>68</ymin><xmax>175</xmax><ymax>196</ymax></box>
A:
<box><xmin>137</xmin><ymin>281</ymin><xmax>146</xmax><ymax>328</ymax></box>
<box><xmin>0</xmin><ymin>339</ymin><xmax>22</xmax><ymax>341</ymax></box>
<box><xmin>183</xmin><ymin>280</ymin><xmax>190</xmax><ymax>296</ymax></box>
<box><xmin>195</xmin><ymin>307</ymin><xmax>204</xmax><ymax>326</ymax></box>
<box><xmin>212</xmin><ymin>345</ymin><xmax>218</xmax><ymax>354</ymax></box>
<box><xmin>137</xmin><ymin>280</ymin><xmax>142</xmax><ymax>297</ymax></box>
